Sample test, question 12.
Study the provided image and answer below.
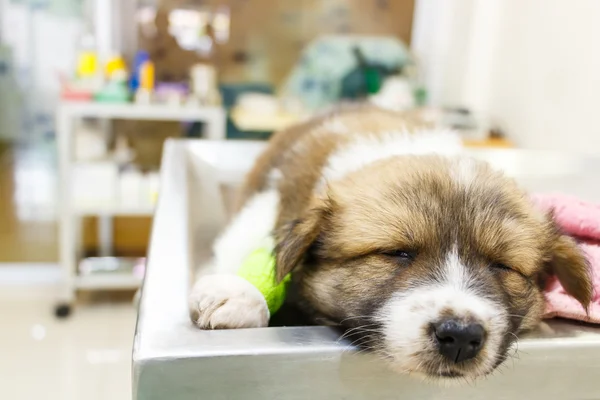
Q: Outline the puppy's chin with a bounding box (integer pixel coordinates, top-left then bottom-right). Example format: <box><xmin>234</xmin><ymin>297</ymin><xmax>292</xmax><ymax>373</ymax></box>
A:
<box><xmin>385</xmin><ymin>353</ymin><xmax>504</xmax><ymax>386</ymax></box>
<box><xmin>384</xmin><ymin>355</ymin><xmax>500</xmax><ymax>385</ymax></box>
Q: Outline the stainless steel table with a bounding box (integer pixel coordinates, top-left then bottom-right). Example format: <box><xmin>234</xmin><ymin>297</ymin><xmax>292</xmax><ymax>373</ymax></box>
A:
<box><xmin>133</xmin><ymin>140</ymin><xmax>600</xmax><ymax>400</ymax></box>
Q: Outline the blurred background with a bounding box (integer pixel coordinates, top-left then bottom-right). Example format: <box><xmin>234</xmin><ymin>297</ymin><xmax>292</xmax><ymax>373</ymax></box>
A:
<box><xmin>0</xmin><ymin>0</ymin><xmax>598</xmax><ymax>398</ymax></box>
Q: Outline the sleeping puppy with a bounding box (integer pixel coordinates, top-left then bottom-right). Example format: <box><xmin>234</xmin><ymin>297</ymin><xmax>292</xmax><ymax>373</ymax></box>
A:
<box><xmin>189</xmin><ymin>105</ymin><xmax>592</xmax><ymax>380</ymax></box>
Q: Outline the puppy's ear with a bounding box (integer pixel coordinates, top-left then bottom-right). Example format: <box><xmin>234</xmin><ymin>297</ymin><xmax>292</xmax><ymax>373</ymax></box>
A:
<box><xmin>274</xmin><ymin>200</ymin><xmax>328</xmax><ymax>282</ymax></box>
<box><xmin>547</xmin><ymin>234</ymin><xmax>593</xmax><ymax>311</ymax></box>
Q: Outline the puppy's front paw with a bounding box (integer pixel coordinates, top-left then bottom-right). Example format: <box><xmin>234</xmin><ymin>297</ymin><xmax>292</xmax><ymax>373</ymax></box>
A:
<box><xmin>189</xmin><ymin>274</ymin><xmax>269</xmax><ymax>329</ymax></box>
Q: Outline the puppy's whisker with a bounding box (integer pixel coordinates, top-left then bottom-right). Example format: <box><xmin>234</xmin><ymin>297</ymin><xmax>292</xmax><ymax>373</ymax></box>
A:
<box><xmin>338</xmin><ymin>324</ymin><xmax>380</xmax><ymax>341</ymax></box>
<box><xmin>338</xmin><ymin>330</ymin><xmax>381</xmax><ymax>342</ymax></box>
<box><xmin>347</xmin><ymin>340</ymin><xmax>383</xmax><ymax>357</ymax></box>
<box><xmin>340</xmin><ymin>336</ymin><xmax>376</xmax><ymax>354</ymax></box>
<box><xmin>339</xmin><ymin>315</ymin><xmax>375</xmax><ymax>324</ymax></box>
<box><xmin>339</xmin><ymin>326</ymin><xmax>380</xmax><ymax>337</ymax></box>
<box><xmin>336</xmin><ymin>334</ymin><xmax>380</xmax><ymax>344</ymax></box>
<box><xmin>341</xmin><ymin>323</ymin><xmax>379</xmax><ymax>331</ymax></box>
<box><xmin>348</xmin><ymin>339</ymin><xmax>379</xmax><ymax>350</ymax></box>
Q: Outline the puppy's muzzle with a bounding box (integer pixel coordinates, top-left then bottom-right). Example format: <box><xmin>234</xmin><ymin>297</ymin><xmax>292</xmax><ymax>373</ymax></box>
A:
<box><xmin>433</xmin><ymin>319</ymin><xmax>485</xmax><ymax>363</ymax></box>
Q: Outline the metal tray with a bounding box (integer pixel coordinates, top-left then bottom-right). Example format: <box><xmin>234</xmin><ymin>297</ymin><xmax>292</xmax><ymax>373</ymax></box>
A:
<box><xmin>133</xmin><ymin>140</ymin><xmax>600</xmax><ymax>400</ymax></box>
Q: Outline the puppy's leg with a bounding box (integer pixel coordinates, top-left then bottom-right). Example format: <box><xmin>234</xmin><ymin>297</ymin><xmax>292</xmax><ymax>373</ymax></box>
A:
<box><xmin>189</xmin><ymin>273</ymin><xmax>269</xmax><ymax>329</ymax></box>
<box><xmin>189</xmin><ymin>190</ymin><xmax>279</xmax><ymax>329</ymax></box>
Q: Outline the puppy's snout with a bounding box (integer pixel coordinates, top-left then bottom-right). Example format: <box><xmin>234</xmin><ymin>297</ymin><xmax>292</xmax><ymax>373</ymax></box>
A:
<box><xmin>433</xmin><ymin>319</ymin><xmax>485</xmax><ymax>363</ymax></box>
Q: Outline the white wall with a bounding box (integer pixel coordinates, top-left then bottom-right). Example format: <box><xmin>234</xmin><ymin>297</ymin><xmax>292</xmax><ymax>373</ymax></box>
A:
<box><xmin>0</xmin><ymin>0</ymin><xmax>136</xmax><ymax>142</ymax></box>
<box><xmin>0</xmin><ymin>1</ymin><xmax>84</xmax><ymax>141</ymax></box>
<box><xmin>413</xmin><ymin>0</ymin><xmax>600</xmax><ymax>154</ymax></box>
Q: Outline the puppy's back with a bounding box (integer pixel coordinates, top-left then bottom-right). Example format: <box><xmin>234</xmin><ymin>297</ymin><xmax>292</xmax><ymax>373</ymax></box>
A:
<box><xmin>236</xmin><ymin>105</ymin><xmax>427</xmax><ymax>226</ymax></box>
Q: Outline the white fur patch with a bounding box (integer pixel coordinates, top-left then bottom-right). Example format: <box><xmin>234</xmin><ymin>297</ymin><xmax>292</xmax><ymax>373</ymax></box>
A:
<box><xmin>321</xmin><ymin>129</ymin><xmax>462</xmax><ymax>186</ymax></box>
<box><xmin>452</xmin><ymin>157</ymin><xmax>478</xmax><ymax>187</ymax></box>
<box><xmin>376</xmin><ymin>248</ymin><xmax>507</xmax><ymax>377</ymax></box>
<box><xmin>209</xmin><ymin>190</ymin><xmax>279</xmax><ymax>275</ymax></box>
<box><xmin>321</xmin><ymin>117</ymin><xmax>351</xmax><ymax>134</ymax></box>
<box><xmin>266</xmin><ymin>168</ymin><xmax>283</xmax><ymax>187</ymax></box>
<box><xmin>443</xmin><ymin>247</ymin><xmax>471</xmax><ymax>289</ymax></box>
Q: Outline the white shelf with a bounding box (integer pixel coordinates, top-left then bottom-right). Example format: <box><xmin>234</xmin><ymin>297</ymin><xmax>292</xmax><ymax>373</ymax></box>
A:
<box><xmin>75</xmin><ymin>273</ymin><xmax>142</xmax><ymax>290</ymax></box>
<box><xmin>74</xmin><ymin>204</ymin><xmax>155</xmax><ymax>216</ymax></box>
<box><xmin>57</xmin><ymin>99</ymin><xmax>226</xmax><ymax>306</ymax></box>
<box><xmin>59</xmin><ymin>101</ymin><xmax>225</xmax><ymax>123</ymax></box>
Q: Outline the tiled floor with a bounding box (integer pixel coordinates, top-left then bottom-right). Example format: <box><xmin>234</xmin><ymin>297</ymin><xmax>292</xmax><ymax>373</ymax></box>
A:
<box><xmin>0</xmin><ymin>280</ymin><xmax>135</xmax><ymax>400</ymax></box>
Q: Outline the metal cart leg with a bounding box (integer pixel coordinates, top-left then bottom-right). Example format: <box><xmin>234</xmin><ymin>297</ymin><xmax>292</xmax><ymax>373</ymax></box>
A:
<box><xmin>56</xmin><ymin>107</ymin><xmax>76</xmax><ymax>318</ymax></box>
<box><xmin>204</xmin><ymin>109</ymin><xmax>227</xmax><ymax>140</ymax></box>
<box><xmin>98</xmin><ymin>215</ymin><xmax>114</xmax><ymax>257</ymax></box>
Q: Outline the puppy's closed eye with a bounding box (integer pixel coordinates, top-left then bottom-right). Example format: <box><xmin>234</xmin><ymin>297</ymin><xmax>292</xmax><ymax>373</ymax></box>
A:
<box><xmin>490</xmin><ymin>262</ymin><xmax>513</xmax><ymax>273</ymax></box>
<box><xmin>381</xmin><ymin>250</ymin><xmax>417</xmax><ymax>263</ymax></box>
<box><xmin>490</xmin><ymin>262</ymin><xmax>531</xmax><ymax>281</ymax></box>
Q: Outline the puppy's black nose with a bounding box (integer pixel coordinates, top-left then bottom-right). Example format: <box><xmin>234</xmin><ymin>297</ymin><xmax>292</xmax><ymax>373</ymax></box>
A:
<box><xmin>433</xmin><ymin>319</ymin><xmax>485</xmax><ymax>363</ymax></box>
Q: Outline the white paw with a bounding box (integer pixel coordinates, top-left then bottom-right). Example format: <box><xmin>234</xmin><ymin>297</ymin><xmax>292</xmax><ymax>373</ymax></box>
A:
<box><xmin>189</xmin><ymin>274</ymin><xmax>269</xmax><ymax>329</ymax></box>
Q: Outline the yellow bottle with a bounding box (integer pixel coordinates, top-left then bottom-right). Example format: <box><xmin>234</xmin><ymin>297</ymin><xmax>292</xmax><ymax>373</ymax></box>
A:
<box><xmin>77</xmin><ymin>51</ymin><xmax>98</xmax><ymax>78</ymax></box>
<box><xmin>140</xmin><ymin>61</ymin><xmax>155</xmax><ymax>91</ymax></box>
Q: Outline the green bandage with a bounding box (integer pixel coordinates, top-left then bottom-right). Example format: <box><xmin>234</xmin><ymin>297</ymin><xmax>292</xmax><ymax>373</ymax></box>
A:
<box><xmin>237</xmin><ymin>243</ymin><xmax>291</xmax><ymax>315</ymax></box>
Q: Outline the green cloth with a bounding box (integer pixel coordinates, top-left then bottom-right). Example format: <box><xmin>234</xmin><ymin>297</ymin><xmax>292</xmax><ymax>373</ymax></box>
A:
<box><xmin>237</xmin><ymin>243</ymin><xmax>291</xmax><ymax>315</ymax></box>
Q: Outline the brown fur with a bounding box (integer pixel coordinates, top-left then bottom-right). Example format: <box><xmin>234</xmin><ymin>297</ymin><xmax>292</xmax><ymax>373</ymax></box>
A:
<box><xmin>237</xmin><ymin>104</ymin><xmax>426</xmax><ymax>217</ymax></box>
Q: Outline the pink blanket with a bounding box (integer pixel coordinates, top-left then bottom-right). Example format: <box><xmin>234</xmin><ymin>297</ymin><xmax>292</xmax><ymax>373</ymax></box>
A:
<box><xmin>531</xmin><ymin>194</ymin><xmax>600</xmax><ymax>323</ymax></box>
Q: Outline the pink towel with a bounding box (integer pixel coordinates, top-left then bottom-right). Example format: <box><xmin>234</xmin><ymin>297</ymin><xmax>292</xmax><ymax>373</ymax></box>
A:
<box><xmin>531</xmin><ymin>193</ymin><xmax>600</xmax><ymax>323</ymax></box>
